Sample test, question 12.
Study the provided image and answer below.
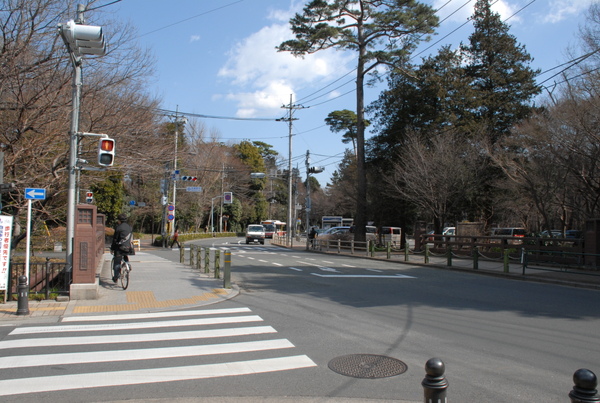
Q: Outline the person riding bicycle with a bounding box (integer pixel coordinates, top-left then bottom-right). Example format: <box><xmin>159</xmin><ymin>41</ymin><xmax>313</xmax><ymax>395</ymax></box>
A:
<box><xmin>111</xmin><ymin>213</ymin><xmax>134</xmax><ymax>283</ymax></box>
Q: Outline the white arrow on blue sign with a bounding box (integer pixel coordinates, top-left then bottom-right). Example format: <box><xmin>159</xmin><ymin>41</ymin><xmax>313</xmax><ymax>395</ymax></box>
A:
<box><xmin>25</xmin><ymin>188</ymin><xmax>46</xmax><ymax>200</ymax></box>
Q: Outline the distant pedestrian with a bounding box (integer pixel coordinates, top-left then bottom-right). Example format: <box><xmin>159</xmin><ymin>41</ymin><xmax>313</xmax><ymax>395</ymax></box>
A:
<box><xmin>170</xmin><ymin>228</ymin><xmax>181</xmax><ymax>249</ymax></box>
<box><xmin>309</xmin><ymin>227</ymin><xmax>317</xmax><ymax>247</ymax></box>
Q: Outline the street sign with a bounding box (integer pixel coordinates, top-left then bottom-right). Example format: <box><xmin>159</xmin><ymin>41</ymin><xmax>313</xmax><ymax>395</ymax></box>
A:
<box><xmin>167</xmin><ymin>204</ymin><xmax>175</xmax><ymax>211</ymax></box>
<box><xmin>129</xmin><ymin>200</ymin><xmax>136</xmax><ymax>206</ymax></box>
<box><xmin>224</xmin><ymin>192</ymin><xmax>233</xmax><ymax>204</ymax></box>
<box><xmin>186</xmin><ymin>186</ymin><xmax>202</xmax><ymax>192</ymax></box>
<box><xmin>25</xmin><ymin>188</ymin><xmax>46</xmax><ymax>200</ymax></box>
<box><xmin>168</xmin><ymin>214</ymin><xmax>175</xmax><ymax>221</ymax></box>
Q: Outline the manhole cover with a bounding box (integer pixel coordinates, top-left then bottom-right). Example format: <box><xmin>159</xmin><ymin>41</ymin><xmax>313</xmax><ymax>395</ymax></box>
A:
<box><xmin>328</xmin><ymin>354</ymin><xmax>408</xmax><ymax>379</ymax></box>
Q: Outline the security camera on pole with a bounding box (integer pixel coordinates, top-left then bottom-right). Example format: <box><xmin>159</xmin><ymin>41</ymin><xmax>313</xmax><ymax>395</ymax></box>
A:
<box><xmin>58</xmin><ymin>5</ymin><xmax>107</xmax><ymax>276</ymax></box>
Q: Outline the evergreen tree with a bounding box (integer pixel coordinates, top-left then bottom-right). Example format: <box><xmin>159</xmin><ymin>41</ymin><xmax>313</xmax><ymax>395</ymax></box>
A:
<box><xmin>462</xmin><ymin>0</ymin><xmax>541</xmax><ymax>143</ymax></box>
<box><xmin>278</xmin><ymin>0</ymin><xmax>438</xmax><ymax>241</ymax></box>
<box><xmin>325</xmin><ymin>109</ymin><xmax>370</xmax><ymax>156</ymax></box>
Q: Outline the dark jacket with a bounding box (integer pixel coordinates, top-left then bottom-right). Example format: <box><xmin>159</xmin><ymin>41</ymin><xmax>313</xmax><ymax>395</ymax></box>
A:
<box><xmin>111</xmin><ymin>221</ymin><xmax>134</xmax><ymax>255</ymax></box>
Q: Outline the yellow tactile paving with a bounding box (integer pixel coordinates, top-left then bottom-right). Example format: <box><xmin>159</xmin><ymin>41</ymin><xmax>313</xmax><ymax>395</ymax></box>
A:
<box><xmin>72</xmin><ymin>288</ymin><xmax>228</xmax><ymax>314</ymax></box>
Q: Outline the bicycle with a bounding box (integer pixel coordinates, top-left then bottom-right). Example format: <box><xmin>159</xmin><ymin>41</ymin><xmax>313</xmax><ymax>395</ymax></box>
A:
<box><xmin>111</xmin><ymin>254</ymin><xmax>132</xmax><ymax>290</ymax></box>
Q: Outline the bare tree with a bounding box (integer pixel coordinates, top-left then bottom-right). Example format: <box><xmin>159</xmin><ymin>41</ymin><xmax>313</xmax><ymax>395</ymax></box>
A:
<box><xmin>384</xmin><ymin>131</ymin><xmax>475</xmax><ymax>232</ymax></box>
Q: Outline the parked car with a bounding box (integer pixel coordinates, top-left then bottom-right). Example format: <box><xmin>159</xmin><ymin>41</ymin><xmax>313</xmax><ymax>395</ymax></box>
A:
<box><xmin>245</xmin><ymin>224</ymin><xmax>265</xmax><ymax>244</ymax></box>
<box><xmin>541</xmin><ymin>230</ymin><xmax>563</xmax><ymax>238</ymax></box>
<box><xmin>442</xmin><ymin>227</ymin><xmax>456</xmax><ymax>236</ymax></box>
<box><xmin>492</xmin><ymin>227</ymin><xmax>526</xmax><ymax>237</ymax></box>
<box><xmin>566</xmin><ymin>230</ymin><xmax>583</xmax><ymax>239</ymax></box>
<box><xmin>491</xmin><ymin>227</ymin><xmax>527</xmax><ymax>245</ymax></box>
<box><xmin>319</xmin><ymin>226</ymin><xmax>351</xmax><ymax>240</ymax></box>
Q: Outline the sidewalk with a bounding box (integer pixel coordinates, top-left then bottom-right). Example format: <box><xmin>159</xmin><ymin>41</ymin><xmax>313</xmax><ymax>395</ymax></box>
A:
<box><xmin>0</xmin><ymin>243</ymin><xmax>238</xmax><ymax>323</ymax></box>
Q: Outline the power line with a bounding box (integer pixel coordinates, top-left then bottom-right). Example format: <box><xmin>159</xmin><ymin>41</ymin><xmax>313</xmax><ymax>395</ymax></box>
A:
<box><xmin>136</xmin><ymin>1</ymin><xmax>245</xmax><ymax>39</ymax></box>
<box><xmin>154</xmin><ymin>108</ymin><xmax>279</xmax><ymax>122</ymax></box>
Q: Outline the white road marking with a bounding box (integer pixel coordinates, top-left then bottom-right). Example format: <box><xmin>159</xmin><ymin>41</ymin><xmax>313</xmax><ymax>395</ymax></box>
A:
<box><xmin>288</xmin><ymin>267</ymin><xmax>303</xmax><ymax>272</ymax></box>
<box><xmin>311</xmin><ymin>273</ymin><xmax>416</xmax><ymax>279</ymax></box>
<box><xmin>0</xmin><ymin>339</ymin><xmax>295</xmax><ymax>369</ymax></box>
<box><xmin>0</xmin><ymin>355</ymin><xmax>317</xmax><ymax>397</ymax></box>
<box><xmin>367</xmin><ymin>268</ymin><xmax>383</xmax><ymax>273</ymax></box>
<box><xmin>0</xmin><ymin>326</ymin><xmax>277</xmax><ymax>350</ymax></box>
<box><xmin>272</xmin><ymin>262</ymin><xmax>283</xmax><ymax>266</ymax></box>
<box><xmin>10</xmin><ymin>315</ymin><xmax>264</xmax><ymax>335</ymax></box>
<box><xmin>319</xmin><ymin>267</ymin><xmax>340</xmax><ymax>273</ymax></box>
<box><xmin>342</xmin><ymin>264</ymin><xmax>356</xmax><ymax>268</ymax></box>
<box><xmin>62</xmin><ymin>307</ymin><xmax>252</xmax><ymax>323</ymax></box>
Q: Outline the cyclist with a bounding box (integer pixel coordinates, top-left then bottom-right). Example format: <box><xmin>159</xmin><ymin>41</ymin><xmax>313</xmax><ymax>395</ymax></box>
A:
<box><xmin>111</xmin><ymin>213</ymin><xmax>134</xmax><ymax>283</ymax></box>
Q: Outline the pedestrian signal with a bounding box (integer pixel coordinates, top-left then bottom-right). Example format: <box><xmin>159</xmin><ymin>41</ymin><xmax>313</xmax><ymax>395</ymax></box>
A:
<box><xmin>98</xmin><ymin>138</ymin><xmax>115</xmax><ymax>166</ymax></box>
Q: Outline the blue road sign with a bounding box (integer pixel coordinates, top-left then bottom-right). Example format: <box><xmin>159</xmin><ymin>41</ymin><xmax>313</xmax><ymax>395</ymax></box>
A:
<box><xmin>25</xmin><ymin>188</ymin><xmax>46</xmax><ymax>200</ymax></box>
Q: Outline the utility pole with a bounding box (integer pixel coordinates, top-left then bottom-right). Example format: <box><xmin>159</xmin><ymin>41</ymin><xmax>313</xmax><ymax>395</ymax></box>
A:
<box><xmin>305</xmin><ymin>150</ymin><xmax>310</xmax><ymax>250</ymax></box>
<box><xmin>171</xmin><ymin>108</ymin><xmax>179</xmax><ymax>238</ymax></box>
<box><xmin>280</xmin><ymin>95</ymin><xmax>303</xmax><ymax>245</ymax></box>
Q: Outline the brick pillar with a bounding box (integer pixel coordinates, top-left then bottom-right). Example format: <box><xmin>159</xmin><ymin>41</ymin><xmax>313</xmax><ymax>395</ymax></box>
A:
<box><xmin>72</xmin><ymin>204</ymin><xmax>97</xmax><ymax>284</ymax></box>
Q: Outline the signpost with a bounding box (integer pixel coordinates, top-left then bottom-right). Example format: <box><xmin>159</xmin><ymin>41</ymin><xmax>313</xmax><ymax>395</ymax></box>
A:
<box><xmin>0</xmin><ymin>215</ymin><xmax>13</xmax><ymax>303</ymax></box>
<box><xmin>186</xmin><ymin>186</ymin><xmax>202</xmax><ymax>192</ymax></box>
<box><xmin>24</xmin><ymin>188</ymin><xmax>46</xmax><ymax>285</ymax></box>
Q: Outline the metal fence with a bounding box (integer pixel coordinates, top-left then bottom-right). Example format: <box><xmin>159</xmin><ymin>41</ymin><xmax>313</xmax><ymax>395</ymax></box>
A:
<box><xmin>5</xmin><ymin>259</ymin><xmax>70</xmax><ymax>300</ymax></box>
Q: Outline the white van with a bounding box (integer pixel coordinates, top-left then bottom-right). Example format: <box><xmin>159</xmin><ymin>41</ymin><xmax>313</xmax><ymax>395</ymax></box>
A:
<box><xmin>246</xmin><ymin>224</ymin><xmax>265</xmax><ymax>244</ymax></box>
<box><xmin>379</xmin><ymin>226</ymin><xmax>401</xmax><ymax>247</ymax></box>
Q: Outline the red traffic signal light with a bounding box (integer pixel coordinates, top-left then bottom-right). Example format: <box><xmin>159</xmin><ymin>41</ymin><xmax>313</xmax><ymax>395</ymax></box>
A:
<box><xmin>98</xmin><ymin>138</ymin><xmax>115</xmax><ymax>166</ymax></box>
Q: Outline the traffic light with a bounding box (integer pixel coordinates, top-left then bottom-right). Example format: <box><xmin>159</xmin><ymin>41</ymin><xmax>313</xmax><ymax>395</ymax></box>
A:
<box><xmin>58</xmin><ymin>20</ymin><xmax>106</xmax><ymax>57</ymax></box>
<box><xmin>181</xmin><ymin>176</ymin><xmax>197</xmax><ymax>181</ymax></box>
<box><xmin>98</xmin><ymin>138</ymin><xmax>115</xmax><ymax>166</ymax></box>
<box><xmin>85</xmin><ymin>191</ymin><xmax>93</xmax><ymax>203</ymax></box>
<box><xmin>308</xmin><ymin>166</ymin><xmax>325</xmax><ymax>174</ymax></box>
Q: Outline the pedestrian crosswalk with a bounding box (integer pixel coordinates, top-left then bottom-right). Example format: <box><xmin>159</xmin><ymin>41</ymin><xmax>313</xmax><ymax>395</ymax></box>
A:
<box><xmin>0</xmin><ymin>307</ymin><xmax>316</xmax><ymax>397</ymax></box>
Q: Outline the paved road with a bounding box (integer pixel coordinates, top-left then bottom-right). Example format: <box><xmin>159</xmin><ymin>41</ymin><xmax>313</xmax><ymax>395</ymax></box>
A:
<box><xmin>0</xmin><ymin>238</ymin><xmax>599</xmax><ymax>402</ymax></box>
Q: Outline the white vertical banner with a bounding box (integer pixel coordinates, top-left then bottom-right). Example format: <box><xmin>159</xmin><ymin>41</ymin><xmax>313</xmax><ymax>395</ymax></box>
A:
<box><xmin>0</xmin><ymin>215</ymin><xmax>13</xmax><ymax>292</ymax></box>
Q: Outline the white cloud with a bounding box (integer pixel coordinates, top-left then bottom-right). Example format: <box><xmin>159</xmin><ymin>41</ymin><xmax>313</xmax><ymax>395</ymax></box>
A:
<box><xmin>433</xmin><ymin>0</ymin><xmax>519</xmax><ymax>23</ymax></box>
<box><xmin>190</xmin><ymin>35</ymin><xmax>200</xmax><ymax>43</ymax></box>
<box><xmin>543</xmin><ymin>0</ymin><xmax>594</xmax><ymax>23</ymax></box>
<box><xmin>217</xmin><ymin>10</ymin><xmax>353</xmax><ymax>117</ymax></box>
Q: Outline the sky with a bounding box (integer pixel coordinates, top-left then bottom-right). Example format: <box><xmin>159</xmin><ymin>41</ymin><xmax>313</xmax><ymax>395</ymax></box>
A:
<box><xmin>103</xmin><ymin>0</ymin><xmax>596</xmax><ymax>182</ymax></box>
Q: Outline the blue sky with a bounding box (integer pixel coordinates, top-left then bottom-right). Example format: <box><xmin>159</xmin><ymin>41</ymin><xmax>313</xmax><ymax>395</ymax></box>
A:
<box><xmin>107</xmin><ymin>0</ymin><xmax>595</xmax><ymax>182</ymax></box>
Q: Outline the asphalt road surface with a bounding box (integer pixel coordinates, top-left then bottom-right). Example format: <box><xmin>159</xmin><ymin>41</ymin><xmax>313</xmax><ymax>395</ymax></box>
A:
<box><xmin>0</xmin><ymin>238</ymin><xmax>598</xmax><ymax>402</ymax></box>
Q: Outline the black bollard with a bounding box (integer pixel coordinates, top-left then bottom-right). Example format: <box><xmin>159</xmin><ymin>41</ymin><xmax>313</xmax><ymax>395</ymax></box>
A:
<box><xmin>569</xmin><ymin>368</ymin><xmax>600</xmax><ymax>403</ymax></box>
<box><xmin>422</xmin><ymin>357</ymin><xmax>448</xmax><ymax>403</ymax></box>
<box><xmin>16</xmin><ymin>275</ymin><xmax>29</xmax><ymax>316</ymax></box>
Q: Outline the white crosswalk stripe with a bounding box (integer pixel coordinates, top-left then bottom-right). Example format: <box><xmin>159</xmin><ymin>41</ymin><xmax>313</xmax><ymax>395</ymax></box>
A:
<box><xmin>0</xmin><ymin>307</ymin><xmax>316</xmax><ymax>397</ymax></box>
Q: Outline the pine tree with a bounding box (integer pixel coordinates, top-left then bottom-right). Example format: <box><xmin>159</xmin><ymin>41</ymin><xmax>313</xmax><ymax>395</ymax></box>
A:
<box><xmin>278</xmin><ymin>0</ymin><xmax>438</xmax><ymax>241</ymax></box>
